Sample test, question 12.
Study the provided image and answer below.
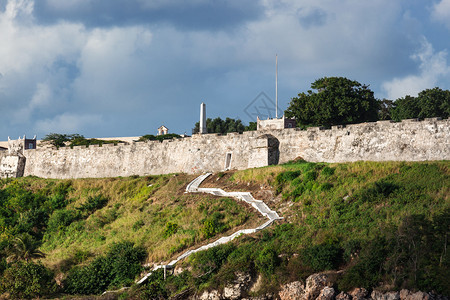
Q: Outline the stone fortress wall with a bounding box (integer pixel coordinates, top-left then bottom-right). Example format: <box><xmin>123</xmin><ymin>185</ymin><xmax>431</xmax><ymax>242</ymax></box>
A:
<box><xmin>11</xmin><ymin>117</ymin><xmax>448</xmax><ymax>179</ymax></box>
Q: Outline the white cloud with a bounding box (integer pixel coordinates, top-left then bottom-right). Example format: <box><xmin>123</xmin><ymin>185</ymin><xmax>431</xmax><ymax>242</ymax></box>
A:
<box><xmin>13</xmin><ymin>83</ymin><xmax>52</xmax><ymax>121</ymax></box>
<box><xmin>4</xmin><ymin>0</ymin><xmax>33</xmax><ymax>20</ymax></box>
<box><xmin>71</xmin><ymin>26</ymin><xmax>153</xmax><ymax>112</ymax></box>
<box><xmin>431</xmin><ymin>0</ymin><xmax>450</xmax><ymax>29</ymax></box>
<box><xmin>382</xmin><ymin>38</ymin><xmax>450</xmax><ymax>99</ymax></box>
<box><xmin>35</xmin><ymin>113</ymin><xmax>102</xmax><ymax>133</ymax></box>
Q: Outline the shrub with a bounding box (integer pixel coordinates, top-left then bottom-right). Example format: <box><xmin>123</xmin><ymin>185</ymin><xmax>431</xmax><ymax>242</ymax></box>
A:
<box><xmin>303</xmin><ymin>170</ymin><xmax>317</xmax><ymax>182</ymax></box>
<box><xmin>321</xmin><ymin>166</ymin><xmax>335</xmax><ymax>177</ymax></box>
<box><xmin>302</xmin><ymin>242</ymin><xmax>343</xmax><ymax>272</ymax></box>
<box><xmin>275</xmin><ymin>171</ymin><xmax>302</xmax><ymax>193</ymax></box>
<box><xmin>48</xmin><ymin>181</ymin><xmax>72</xmax><ymax>209</ymax></box>
<box><xmin>132</xmin><ymin>219</ymin><xmax>145</xmax><ymax>231</ymax></box>
<box><xmin>77</xmin><ymin>195</ymin><xmax>108</xmax><ymax>215</ymax></box>
<box><xmin>201</xmin><ymin>212</ymin><xmax>225</xmax><ymax>239</ymax></box>
<box><xmin>46</xmin><ymin>209</ymin><xmax>80</xmax><ymax>232</ymax></box>
<box><xmin>276</xmin><ymin>171</ymin><xmax>301</xmax><ymax>186</ymax></box>
<box><xmin>65</xmin><ymin>241</ymin><xmax>147</xmax><ymax>294</ymax></box>
<box><xmin>0</xmin><ymin>261</ymin><xmax>56</xmax><ymax>298</ymax></box>
<box><xmin>142</xmin><ymin>269</ymin><xmax>169</xmax><ymax>299</ymax></box>
<box><xmin>164</xmin><ymin>222</ymin><xmax>178</xmax><ymax>238</ymax></box>
<box><xmin>319</xmin><ymin>182</ymin><xmax>333</xmax><ymax>191</ymax></box>
<box><xmin>338</xmin><ymin>237</ymin><xmax>387</xmax><ymax>290</ymax></box>
<box><xmin>255</xmin><ymin>246</ymin><xmax>279</xmax><ymax>276</ymax></box>
<box><xmin>190</xmin><ymin>244</ymin><xmax>235</xmax><ymax>275</ymax></box>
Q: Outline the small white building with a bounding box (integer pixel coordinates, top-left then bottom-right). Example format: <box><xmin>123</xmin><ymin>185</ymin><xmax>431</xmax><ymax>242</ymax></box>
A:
<box><xmin>257</xmin><ymin>115</ymin><xmax>296</xmax><ymax>130</ymax></box>
<box><xmin>157</xmin><ymin>125</ymin><xmax>169</xmax><ymax>136</ymax></box>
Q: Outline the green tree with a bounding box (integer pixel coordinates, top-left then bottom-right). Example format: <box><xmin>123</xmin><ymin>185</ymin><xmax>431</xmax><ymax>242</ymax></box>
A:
<box><xmin>6</xmin><ymin>233</ymin><xmax>45</xmax><ymax>263</ymax></box>
<box><xmin>378</xmin><ymin>99</ymin><xmax>394</xmax><ymax>120</ymax></box>
<box><xmin>391</xmin><ymin>88</ymin><xmax>450</xmax><ymax>121</ymax></box>
<box><xmin>391</xmin><ymin>95</ymin><xmax>420</xmax><ymax>121</ymax></box>
<box><xmin>65</xmin><ymin>241</ymin><xmax>146</xmax><ymax>294</ymax></box>
<box><xmin>42</xmin><ymin>133</ymin><xmax>82</xmax><ymax>148</ymax></box>
<box><xmin>285</xmin><ymin>77</ymin><xmax>379</xmax><ymax>127</ymax></box>
<box><xmin>0</xmin><ymin>261</ymin><xmax>56</xmax><ymax>298</ymax></box>
<box><xmin>138</xmin><ymin>133</ymin><xmax>181</xmax><ymax>142</ymax></box>
<box><xmin>193</xmin><ymin>117</ymin><xmax>251</xmax><ymax>134</ymax></box>
<box><xmin>43</xmin><ymin>133</ymin><xmax>122</xmax><ymax>148</ymax></box>
<box><xmin>245</xmin><ymin>121</ymin><xmax>257</xmax><ymax>131</ymax></box>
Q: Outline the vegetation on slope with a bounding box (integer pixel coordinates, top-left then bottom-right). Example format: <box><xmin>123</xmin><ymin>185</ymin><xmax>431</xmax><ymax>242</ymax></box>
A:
<box><xmin>0</xmin><ymin>161</ymin><xmax>448</xmax><ymax>298</ymax></box>
<box><xmin>0</xmin><ymin>174</ymin><xmax>261</xmax><ymax>298</ymax></box>
<box><xmin>132</xmin><ymin>160</ymin><xmax>449</xmax><ymax>298</ymax></box>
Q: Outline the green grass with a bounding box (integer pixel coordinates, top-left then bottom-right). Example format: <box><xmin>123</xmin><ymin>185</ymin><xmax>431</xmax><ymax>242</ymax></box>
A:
<box><xmin>0</xmin><ymin>174</ymin><xmax>262</xmax><ymax>278</ymax></box>
<box><xmin>1</xmin><ymin>160</ymin><xmax>449</xmax><ymax>298</ymax></box>
<box><xmin>165</xmin><ymin>160</ymin><xmax>449</xmax><ymax>297</ymax></box>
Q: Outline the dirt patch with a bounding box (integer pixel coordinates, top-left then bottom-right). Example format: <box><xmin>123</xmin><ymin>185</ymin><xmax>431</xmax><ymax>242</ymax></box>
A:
<box><xmin>200</xmin><ymin>171</ymin><xmax>275</xmax><ymax>202</ymax></box>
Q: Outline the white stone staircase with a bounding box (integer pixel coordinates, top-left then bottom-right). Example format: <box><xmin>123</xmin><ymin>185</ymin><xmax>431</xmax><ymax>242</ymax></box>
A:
<box><xmin>134</xmin><ymin>173</ymin><xmax>282</xmax><ymax>285</ymax></box>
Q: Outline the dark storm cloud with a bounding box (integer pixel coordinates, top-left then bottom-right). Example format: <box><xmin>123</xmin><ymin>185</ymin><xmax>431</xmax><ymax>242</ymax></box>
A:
<box><xmin>297</xmin><ymin>7</ymin><xmax>328</xmax><ymax>29</ymax></box>
<box><xmin>32</xmin><ymin>0</ymin><xmax>264</xmax><ymax>30</ymax></box>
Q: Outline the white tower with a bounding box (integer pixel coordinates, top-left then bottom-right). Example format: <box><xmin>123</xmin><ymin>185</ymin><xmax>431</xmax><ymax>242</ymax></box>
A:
<box><xmin>200</xmin><ymin>102</ymin><xmax>207</xmax><ymax>134</ymax></box>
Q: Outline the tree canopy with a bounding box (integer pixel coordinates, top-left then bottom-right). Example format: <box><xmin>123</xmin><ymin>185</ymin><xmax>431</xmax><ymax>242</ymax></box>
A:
<box><xmin>391</xmin><ymin>87</ymin><xmax>450</xmax><ymax>121</ymax></box>
<box><xmin>193</xmin><ymin>117</ymin><xmax>255</xmax><ymax>134</ymax></box>
<box><xmin>285</xmin><ymin>77</ymin><xmax>379</xmax><ymax>127</ymax></box>
<box><xmin>138</xmin><ymin>133</ymin><xmax>181</xmax><ymax>142</ymax></box>
<box><xmin>42</xmin><ymin>133</ymin><xmax>123</xmax><ymax>148</ymax></box>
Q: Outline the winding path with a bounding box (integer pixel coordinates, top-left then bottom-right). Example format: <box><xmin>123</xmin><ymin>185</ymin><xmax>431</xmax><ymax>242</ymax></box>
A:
<box><xmin>136</xmin><ymin>173</ymin><xmax>283</xmax><ymax>284</ymax></box>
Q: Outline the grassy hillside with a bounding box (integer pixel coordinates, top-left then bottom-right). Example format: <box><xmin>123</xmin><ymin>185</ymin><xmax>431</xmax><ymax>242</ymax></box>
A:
<box><xmin>136</xmin><ymin>160</ymin><xmax>449</xmax><ymax>298</ymax></box>
<box><xmin>0</xmin><ymin>160</ymin><xmax>448</xmax><ymax>298</ymax></box>
<box><xmin>0</xmin><ymin>174</ymin><xmax>262</xmax><ymax>298</ymax></box>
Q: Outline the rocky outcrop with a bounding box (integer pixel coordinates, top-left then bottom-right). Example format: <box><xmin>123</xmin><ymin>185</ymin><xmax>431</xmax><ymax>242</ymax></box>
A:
<box><xmin>190</xmin><ymin>269</ymin><xmax>447</xmax><ymax>300</ymax></box>
<box><xmin>279</xmin><ymin>272</ymin><xmax>336</xmax><ymax>300</ymax></box>
<box><xmin>317</xmin><ymin>287</ymin><xmax>336</xmax><ymax>300</ymax></box>
<box><xmin>372</xmin><ymin>290</ymin><xmax>400</xmax><ymax>300</ymax></box>
<box><xmin>350</xmin><ymin>288</ymin><xmax>369</xmax><ymax>300</ymax></box>
<box><xmin>279</xmin><ymin>281</ymin><xmax>305</xmax><ymax>300</ymax></box>
<box><xmin>336</xmin><ymin>291</ymin><xmax>352</xmax><ymax>300</ymax></box>
<box><xmin>275</xmin><ymin>271</ymin><xmax>447</xmax><ymax>300</ymax></box>
<box><xmin>223</xmin><ymin>272</ymin><xmax>252</xmax><ymax>299</ymax></box>
<box><xmin>399</xmin><ymin>290</ymin><xmax>431</xmax><ymax>300</ymax></box>
<box><xmin>198</xmin><ymin>290</ymin><xmax>221</xmax><ymax>300</ymax></box>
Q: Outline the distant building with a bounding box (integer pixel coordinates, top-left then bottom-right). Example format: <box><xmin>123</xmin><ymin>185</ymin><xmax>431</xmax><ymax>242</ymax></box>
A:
<box><xmin>158</xmin><ymin>125</ymin><xmax>169</xmax><ymax>136</ymax></box>
<box><xmin>257</xmin><ymin>116</ymin><xmax>296</xmax><ymax>130</ymax></box>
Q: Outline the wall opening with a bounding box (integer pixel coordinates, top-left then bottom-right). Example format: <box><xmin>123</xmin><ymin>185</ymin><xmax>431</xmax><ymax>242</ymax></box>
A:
<box><xmin>224</xmin><ymin>152</ymin><xmax>232</xmax><ymax>170</ymax></box>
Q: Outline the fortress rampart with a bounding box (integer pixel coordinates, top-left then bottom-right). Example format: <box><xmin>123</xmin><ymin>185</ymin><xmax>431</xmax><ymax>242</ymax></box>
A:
<box><xmin>2</xmin><ymin>118</ymin><xmax>449</xmax><ymax>179</ymax></box>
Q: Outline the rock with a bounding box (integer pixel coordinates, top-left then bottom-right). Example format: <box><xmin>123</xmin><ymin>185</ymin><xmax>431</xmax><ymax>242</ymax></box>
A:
<box><xmin>371</xmin><ymin>290</ymin><xmax>400</xmax><ymax>300</ymax></box>
<box><xmin>250</xmin><ymin>274</ymin><xmax>264</xmax><ymax>293</ymax></box>
<box><xmin>304</xmin><ymin>273</ymin><xmax>335</xmax><ymax>300</ymax></box>
<box><xmin>199</xmin><ymin>290</ymin><xmax>222</xmax><ymax>300</ymax></box>
<box><xmin>279</xmin><ymin>272</ymin><xmax>337</xmax><ymax>300</ymax></box>
<box><xmin>399</xmin><ymin>290</ymin><xmax>430</xmax><ymax>300</ymax></box>
<box><xmin>241</xmin><ymin>295</ymin><xmax>274</xmax><ymax>300</ymax></box>
<box><xmin>336</xmin><ymin>291</ymin><xmax>351</xmax><ymax>300</ymax></box>
<box><xmin>279</xmin><ymin>281</ymin><xmax>305</xmax><ymax>300</ymax></box>
<box><xmin>223</xmin><ymin>272</ymin><xmax>252</xmax><ymax>299</ymax></box>
<box><xmin>317</xmin><ymin>287</ymin><xmax>336</xmax><ymax>300</ymax></box>
<box><xmin>349</xmin><ymin>288</ymin><xmax>369</xmax><ymax>300</ymax></box>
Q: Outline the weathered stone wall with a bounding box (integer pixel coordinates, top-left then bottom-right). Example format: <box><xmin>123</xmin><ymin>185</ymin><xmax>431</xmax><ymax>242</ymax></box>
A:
<box><xmin>297</xmin><ymin>118</ymin><xmax>449</xmax><ymax>162</ymax></box>
<box><xmin>0</xmin><ymin>153</ymin><xmax>26</xmax><ymax>178</ymax></box>
<box><xmin>19</xmin><ymin>118</ymin><xmax>450</xmax><ymax>179</ymax></box>
<box><xmin>23</xmin><ymin>132</ymin><xmax>263</xmax><ymax>178</ymax></box>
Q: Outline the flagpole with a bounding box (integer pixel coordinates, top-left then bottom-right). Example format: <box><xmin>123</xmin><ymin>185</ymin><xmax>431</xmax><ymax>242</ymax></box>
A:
<box><xmin>276</xmin><ymin>54</ymin><xmax>278</xmax><ymax>119</ymax></box>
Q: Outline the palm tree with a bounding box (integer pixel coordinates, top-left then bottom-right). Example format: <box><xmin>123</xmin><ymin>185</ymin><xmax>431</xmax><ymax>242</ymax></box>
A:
<box><xmin>6</xmin><ymin>233</ymin><xmax>46</xmax><ymax>263</ymax></box>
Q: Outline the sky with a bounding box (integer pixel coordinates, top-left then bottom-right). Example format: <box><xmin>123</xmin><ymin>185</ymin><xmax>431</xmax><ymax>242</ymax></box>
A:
<box><xmin>1</xmin><ymin>0</ymin><xmax>449</xmax><ymax>139</ymax></box>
